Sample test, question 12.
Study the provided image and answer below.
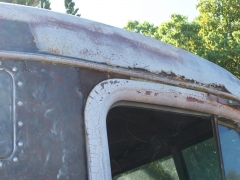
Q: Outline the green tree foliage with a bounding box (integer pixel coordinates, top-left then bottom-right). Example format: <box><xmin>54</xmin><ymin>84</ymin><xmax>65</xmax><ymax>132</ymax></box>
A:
<box><xmin>157</xmin><ymin>14</ymin><xmax>204</xmax><ymax>56</ymax></box>
<box><xmin>124</xmin><ymin>21</ymin><xmax>158</xmax><ymax>38</ymax></box>
<box><xmin>64</xmin><ymin>0</ymin><xmax>80</xmax><ymax>17</ymax></box>
<box><xmin>0</xmin><ymin>0</ymin><xmax>51</xmax><ymax>9</ymax></box>
<box><xmin>124</xmin><ymin>15</ymin><xmax>204</xmax><ymax>59</ymax></box>
<box><xmin>197</xmin><ymin>0</ymin><xmax>240</xmax><ymax>77</ymax></box>
<box><xmin>182</xmin><ymin>138</ymin><xmax>221</xmax><ymax>180</ymax></box>
<box><xmin>114</xmin><ymin>156</ymin><xmax>178</xmax><ymax>180</ymax></box>
<box><xmin>40</xmin><ymin>0</ymin><xmax>51</xmax><ymax>9</ymax></box>
<box><xmin>124</xmin><ymin>0</ymin><xmax>240</xmax><ymax>78</ymax></box>
<box><xmin>0</xmin><ymin>0</ymin><xmax>39</xmax><ymax>6</ymax></box>
<box><xmin>226</xmin><ymin>170</ymin><xmax>240</xmax><ymax>180</ymax></box>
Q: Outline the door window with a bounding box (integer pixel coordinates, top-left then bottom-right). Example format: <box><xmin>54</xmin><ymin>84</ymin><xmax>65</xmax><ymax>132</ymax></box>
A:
<box><xmin>182</xmin><ymin>137</ymin><xmax>221</xmax><ymax>180</ymax></box>
<box><xmin>218</xmin><ymin>124</ymin><xmax>240</xmax><ymax>179</ymax></box>
<box><xmin>107</xmin><ymin>105</ymin><xmax>221</xmax><ymax>179</ymax></box>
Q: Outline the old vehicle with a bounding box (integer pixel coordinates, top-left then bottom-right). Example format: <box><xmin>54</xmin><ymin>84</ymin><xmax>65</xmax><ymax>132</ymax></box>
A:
<box><xmin>0</xmin><ymin>3</ymin><xmax>240</xmax><ymax>180</ymax></box>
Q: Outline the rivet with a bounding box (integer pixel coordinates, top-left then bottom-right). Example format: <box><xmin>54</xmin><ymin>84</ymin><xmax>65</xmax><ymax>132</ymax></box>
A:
<box><xmin>12</xmin><ymin>67</ymin><xmax>17</xmax><ymax>72</ymax></box>
<box><xmin>18</xmin><ymin>142</ymin><xmax>23</xmax><ymax>147</ymax></box>
<box><xmin>0</xmin><ymin>161</ymin><xmax>3</xmax><ymax>167</ymax></box>
<box><xmin>18</xmin><ymin>121</ymin><xmax>23</xmax><ymax>127</ymax></box>
<box><xmin>228</xmin><ymin>100</ymin><xmax>233</xmax><ymax>104</ymax></box>
<box><xmin>17</xmin><ymin>81</ymin><xmax>23</xmax><ymax>86</ymax></box>
<box><xmin>18</xmin><ymin>101</ymin><xmax>23</xmax><ymax>106</ymax></box>
<box><xmin>13</xmin><ymin>157</ymin><xmax>18</xmax><ymax>162</ymax></box>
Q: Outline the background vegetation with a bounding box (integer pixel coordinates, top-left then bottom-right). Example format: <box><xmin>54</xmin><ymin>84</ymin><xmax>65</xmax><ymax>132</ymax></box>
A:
<box><xmin>0</xmin><ymin>0</ymin><xmax>80</xmax><ymax>16</ymax></box>
<box><xmin>124</xmin><ymin>0</ymin><xmax>240</xmax><ymax>78</ymax></box>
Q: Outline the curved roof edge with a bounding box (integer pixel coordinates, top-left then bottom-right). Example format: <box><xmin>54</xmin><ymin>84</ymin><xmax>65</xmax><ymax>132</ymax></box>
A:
<box><xmin>0</xmin><ymin>3</ymin><xmax>240</xmax><ymax>97</ymax></box>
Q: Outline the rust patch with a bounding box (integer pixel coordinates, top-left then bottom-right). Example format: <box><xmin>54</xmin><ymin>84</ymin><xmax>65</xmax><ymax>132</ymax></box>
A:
<box><xmin>48</xmin><ymin>47</ymin><xmax>60</xmax><ymax>54</ymax></box>
<box><xmin>158</xmin><ymin>70</ymin><xmax>231</xmax><ymax>94</ymax></box>
<box><xmin>145</xmin><ymin>91</ymin><xmax>152</xmax><ymax>95</ymax></box>
<box><xmin>186</xmin><ymin>97</ymin><xmax>204</xmax><ymax>104</ymax></box>
<box><xmin>30</xmin><ymin>17</ymin><xmax>181</xmax><ymax>63</ymax></box>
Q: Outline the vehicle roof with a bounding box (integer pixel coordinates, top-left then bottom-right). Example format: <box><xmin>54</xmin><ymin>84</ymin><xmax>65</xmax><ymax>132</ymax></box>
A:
<box><xmin>0</xmin><ymin>3</ymin><xmax>240</xmax><ymax>98</ymax></box>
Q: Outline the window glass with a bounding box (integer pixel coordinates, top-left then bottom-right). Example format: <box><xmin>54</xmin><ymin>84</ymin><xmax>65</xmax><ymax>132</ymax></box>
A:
<box><xmin>113</xmin><ymin>156</ymin><xmax>179</xmax><ymax>180</ymax></box>
<box><xmin>218</xmin><ymin>124</ymin><xmax>240</xmax><ymax>179</ymax></box>
<box><xmin>0</xmin><ymin>71</ymin><xmax>13</xmax><ymax>158</ymax></box>
<box><xmin>182</xmin><ymin>138</ymin><xmax>221</xmax><ymax>180</ymax></box>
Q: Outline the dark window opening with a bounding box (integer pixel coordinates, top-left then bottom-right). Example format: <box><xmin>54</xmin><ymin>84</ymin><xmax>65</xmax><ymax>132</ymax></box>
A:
<box><xmin>107</xmin><ymin>105</ymin><xmax>221</xmax><ymax>180</ymax></box>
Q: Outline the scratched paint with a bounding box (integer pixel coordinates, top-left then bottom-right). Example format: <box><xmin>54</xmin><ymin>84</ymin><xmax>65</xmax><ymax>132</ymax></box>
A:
<box><xmin>0</xmin><ymin>60</ymin><xmax>87</xmax><ymax>179</ymax></box>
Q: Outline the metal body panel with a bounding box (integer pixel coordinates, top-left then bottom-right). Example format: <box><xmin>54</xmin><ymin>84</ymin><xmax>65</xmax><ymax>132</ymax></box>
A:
<box><xmin>0</xmin><ymin>3</ymin><xmax>240</xmax><ymax>99</ymax></box>
<box><xmin>0</xmin><ymin>4</ymin><xmax>240</xmax><ymax>180</ymax></box>
<box><xmin>0</xmin><ymin>70</ymin><xmax>14</xmax><ymax>158</ymax></box>
<box><xmin>0</xmin><ymin>60</ymin><xmax>87</xmax><ymax>180</ymax></box>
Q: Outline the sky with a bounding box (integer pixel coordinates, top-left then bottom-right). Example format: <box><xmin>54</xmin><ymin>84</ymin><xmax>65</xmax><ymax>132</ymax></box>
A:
<box><xmin>51</xmin><ymin>0</ymin><xmax>199</xmax><ymax>28</ymax></box>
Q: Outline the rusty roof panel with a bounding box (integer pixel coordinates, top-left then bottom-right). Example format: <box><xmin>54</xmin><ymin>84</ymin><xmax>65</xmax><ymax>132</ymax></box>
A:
<box><xmin>0</xmin><ymin>3</ymin><xmax>240</xmax><ymax>98</ymax></box>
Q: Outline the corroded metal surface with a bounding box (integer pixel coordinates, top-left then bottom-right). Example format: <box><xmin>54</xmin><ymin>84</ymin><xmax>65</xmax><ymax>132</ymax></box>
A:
<box><xmin>0</xmin><ymin>3</ymin><xmax>240</xmax><ymax>99</ymax></box>
<box><xmin>0</xmin><ymin>59</ymin><xmax>87</xmax><ymax>179</ymax></box>
<box><xmin>2</xmin><ymin>51</ymin><xmax>240</xmax><ymax>104</ymax></box>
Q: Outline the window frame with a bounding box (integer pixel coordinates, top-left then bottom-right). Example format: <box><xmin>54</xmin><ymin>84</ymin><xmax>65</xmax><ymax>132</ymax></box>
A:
<box><xmin>84</xmin><ymin>79</ymin><xmax>240</xmax><ymax>180</ymax></box>
<box><xmin>216</xmin><ymin>116</ymin><xmax>240</xmax><ymax>180</ymax></box>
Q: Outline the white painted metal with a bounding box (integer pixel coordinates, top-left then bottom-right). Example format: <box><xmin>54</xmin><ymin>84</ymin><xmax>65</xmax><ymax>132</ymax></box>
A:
<box><xmin>84</xmin><ymin>79</ymin><xmax>240</xmax><ymax>180</ymax></box>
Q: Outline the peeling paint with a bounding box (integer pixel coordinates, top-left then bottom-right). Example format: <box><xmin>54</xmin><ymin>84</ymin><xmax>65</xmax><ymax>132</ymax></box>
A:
<box><xmin>100</xmin><ymin>82</ymin><xmax>108</xmax><ymax>89</ymax></box>
<box><xmin>157</xmin><ymin>70</ymin><xmax>231</xmax><ymax>94</ymax></box>
<box><xmin>84</xmin><ymin>79</ymin><xmax>240</xmax><ymax>180</ymax></box>
<box><xmin>186</xmin><ymin>97</ymin><xmax>204</xmax><ymax>104</ymax></box>
<box><xmin>145</xmin><ymin>91</ymin><xmax>152</xmax><ymax>95</ymax></box>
